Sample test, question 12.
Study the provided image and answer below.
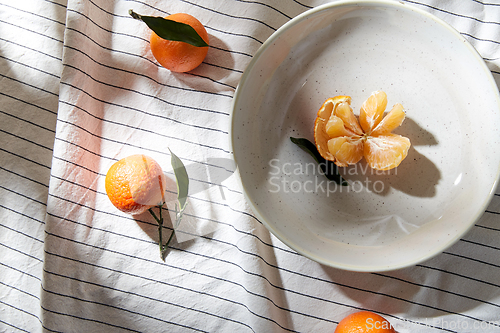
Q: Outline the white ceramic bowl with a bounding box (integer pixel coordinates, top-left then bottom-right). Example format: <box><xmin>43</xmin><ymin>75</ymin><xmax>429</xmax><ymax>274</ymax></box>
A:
<box><xmin>230</xmin><ymin>0</ymin><xmax>500</xmax><ymax>272</ymax></box>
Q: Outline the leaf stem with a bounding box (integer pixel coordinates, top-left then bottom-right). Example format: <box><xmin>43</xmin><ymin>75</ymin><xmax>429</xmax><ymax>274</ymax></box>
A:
<box><xmin>148</xmin><ymin>207</ymin><xmax>160</xmax><ymax>224</ymax></box>
<box><xmin>149</xmin><ymin>205</ymin><xmax>168</xmax><ymax>256</ymax></box>
<box><xmin>128</xmin><ymin>9</ymin><xmax>142</xmax><ymax>21</ymax></box>
<box><xmin>164</xmin><ymin>229</ymin><xmax>176</xmax><ymax>250</ymax></box>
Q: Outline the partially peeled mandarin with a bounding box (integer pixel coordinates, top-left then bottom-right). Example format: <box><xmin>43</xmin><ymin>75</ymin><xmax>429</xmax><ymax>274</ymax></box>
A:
<box><xmin>313</xmin><ymin>91</ymin><xmax>411</xmax><ymax>170</ymax></box>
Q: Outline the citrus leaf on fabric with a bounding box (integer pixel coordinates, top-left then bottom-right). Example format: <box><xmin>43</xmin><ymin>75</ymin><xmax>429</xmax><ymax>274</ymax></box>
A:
<box><xmin>129</xmin><ymin>10</ymin><xmax>209</xmax><ymax>47</ymax></box>
<box><xmin>169</xmin><ymin>149</ymin><xmax>189</xmax><ymax>211</ymax></box>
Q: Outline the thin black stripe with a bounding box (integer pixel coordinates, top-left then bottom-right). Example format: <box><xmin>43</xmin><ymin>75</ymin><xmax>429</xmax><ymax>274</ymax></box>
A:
<box><xmin>171</xmin><ymin>247</ymin><xmax>338</xmax><ymax>324</ymax></box>
<box><xmin>460</xmin><ymin>238</ymin><xmax>500</xmax><ymax>251</ymax></box>
<box><xmin>0</xmin><ymin>37</ymin><xmax>62</xmax><ymax>61</ymax></box>
<box><xmin>47</xmin><ymin>148</ymin><xmax>500</xmax><ymax>282</ymax></box>
<box><xmin>63</xmin><ymin>44</ymin><xmax>234</xmax><ymax>99</ymax></box>
<box><xmin>81</xmin><ymin>0</ymin><xmax>262</xmax><ymax>55</ymax></box>
<box><xmin>0</xmin><ymin>185</ymin><xmax>47</xmax><ymax>206</ymax></box>
<box><xmin>0</xmin><ymin>185</ymin><xmax>48</xmax><ymax>207</ymax></box>
<box><xmin>373</xmin><ymin>271</ymin><xmax>500</xmax><ymax>310</ymax></box>
<box><xmin>67</xmin><ymin>2</ymin><xmax>252</xmax><ymax>69</ymax></box>
<box><xmin>66</xmin><ymin>7</ymin><xmax>146</xmax><ymax>42</ymax></box>
<box><xmin>51</xmin><ymin>121</ymin><xmax>234</xmax><ymax>177</ymax></box>
<box><xmin>0</xmin><ymin>223</ymin><xmax>44</xmax><ymax>244</ymax></box>
<box><xmin>46</xmin><ymin>192</ymin><xmax>266</xmax><ymax>258</ymax></box>
<box><xmin>0</xmin><ymin>2</ymin><xmax>66</xmax><ymax>26</ymax></box>
<box><xmin>55</xmin><ymin>102</ymin><xmax>230</xmax><ymax>154</ymax></box>
<box><xmin>44</xmin><ymin>209</ymin><xmax>478</xmax><ymax>331</ymax></box>
<box><xmin>0</xmin><ymin>243</ymin><xmax>43</xmax><ymax>263</ymax></box>
<box><xmin>0</xmin><ymin>73</ymin><xmax>58</xmax><ymax>97</ymax></box>
<box><xmin>0</xmin><ymin>299</ymin><xmax>39</xmax><ymax>320</ymax></box>
<box><xmin>53</xmin><ymin>118</ymin><xmax>229</xmax><ymax>162</ymax></box>
<box><xmin>233</xmin><ymin>0</ymin><xmax>292</xmax><ymax>19</ymax></box>
<box><xmin>0</xmin><ymin>319</ymin><xmax>31</xmax><ymax>333</ymax></box>
<box><xmin>57</xmin><ymin>81</ymin><xmax>230</xmax><ymax>135</ymax></box>
<box><xmin>65</xmin><ymin>19</ymin><xmax>255</xmax><ymax>62</ymax></box>
<box><xmin>417</xmin><ymin>264</ymin><xmax>500</xmax><ymax>289</ymax></box>
<box><xmin>0</xmin><ymin>128</ymin><xmax>53</xmax><ymax>151</ymax></box>
<box><xmin>44</xmin><ymin>246</ymin><xmax>294</xmax><ymax>332</ymax></box>
<box><xmin>0</xmin><ymin>261</ymin><xmax>42</xmax><ymax>282</ymax></box>
<box><xmin>43</xmin><ymin>210</ymin><xmax>333</xmax><ymax>326</ymax></box>
<box><xmin>444</xmin><ymin>251</ymin><xmax>500</xmax><ymax>269</ymax></box>
<box><xmin>44</xmin><ymin>268</ymin><xmax>254</xmax><ymax>332</ymax></box>
<box><xmin>474</xmin><ymin>223</ymin><xmax>500</xmax><ymax>232</ymax></box>
<box><xmin>0</xmin><ymin>147</ymin><xmax>51</xmax><ymax>170</ymax></box>
<box><xmin>40</xmin><ymin>303</ymin><xmax>143</xmax><ymax>333</ymax></box>
<box><xmin>0</xmin><ymin>91</ymin><xmax>58</xmax><ymax>116</ymax></box>
<box><xmin>462</xmin><ymin>32</ymin><xmax>500</xmax><ymax>46</ymax></box>
<box><xmin>63</xmin><ymin>26</ymin><xmax>155</xmax><ymax>65</ymax></box>
<box><xmin>0</xmin><ymin>280</ymin><xmax>40</xmax><ymax>300</ymax></box>
<box><xmin>0</xmin><ymin>55</ymin><xmax>61</xmax><ymax>79</ymax></box>
<box><xmin>127</xmin><ymin>0</ymin><xmax>277</xmax><ymax>31</ymax></box>
<box><xmin>45</xmin><ymin>171</ymin><xmax>288</xmax><ymax>255</ymax></box>
<box><xmin>182</xmin><ymin>0</ymin><xmax>278</xmax><ymax>31</ymax></box>
<box><xmin>50</xmin><ymin>150</ymin><xmax>233</xmax><ymax>194</ymax></box>
<box><xmin>61</xmin><ymin>60</ymin><xmax>232</xmax><ymax>111</ymax></box>
<box><xmin>472</xmin><ymin>0</ymin><xmax>500</xmax><ymax>6</ymax></box>
<box><xmin>41</xmin><ymin>284</ymin><xmax>212</xmax><ymax>332</ymax></box>
<box><xmin>0</xmin><ymin>19</ymin><xmax>64</xmax><ymax>44</ymax></box>
<box><xmin>0</xmin><ymin>166</ymin><xmax>50</xmax><ymax>188</ymax></box>
<box><xmin>0</xmin><ymin>110</ymin><xmax>56</xmax><ymax>134</ymax></box>
<box><xmin>291</xmin><ymin>0</ymin><xmax>312</xmax><ymax>9</ymax></box>
<box><xmin>45</xmin><ymin>184</ymin><xmax>288</xmax><ymax>258</ymax></box>
<box><xmin>204</xmin><ymin>60</ymin><xmax>244</xmax><ymax>74</ymax></box>
<box><xmin>403</xmin><ymin>0</ymin><xmax>500</xmax><ymax>26</ymax></box>
<box><xmin>486</xmin><ymin>209</ymin><xmax>500</xmax><ymax>215</ymax></box>
<box><xmin>205</xmin><ymin>26</ymin><xmax>263</xmax><ymax>46</ymax></box>
<box><xmin>43</xmin><ymin>0</ymin><xmax>67</xmax><ymax>9</ymax></box>
<box><xmin>50</xmin><ymin>154</ymin><xmax>105</xmax><ymax>177</ymax></box>
<box><xmin>64</xmin><ymin>9</ymin><xmax>247</xmax><ymax>84</ymax></box>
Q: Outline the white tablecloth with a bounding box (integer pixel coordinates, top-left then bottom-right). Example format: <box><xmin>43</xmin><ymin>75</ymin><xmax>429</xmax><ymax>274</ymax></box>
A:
<box><xmin>1</xmin><ymin>0</ymin><xmax>500</xmax><ymax>332</ymax></box>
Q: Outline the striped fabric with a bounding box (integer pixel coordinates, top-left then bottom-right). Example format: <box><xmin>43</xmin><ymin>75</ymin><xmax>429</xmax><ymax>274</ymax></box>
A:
<box><xmin>1</xmin><ymin>0</ymin><xmax>499</xmax><ymax>332</ymax></box>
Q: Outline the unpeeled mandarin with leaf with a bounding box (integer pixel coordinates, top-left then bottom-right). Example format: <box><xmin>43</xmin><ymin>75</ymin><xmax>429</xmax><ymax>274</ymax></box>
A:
<box><xmin>129</xmin><ymin>10</ymin><xmax>209</xmax><ymax>72</ymax></box>
<box><xmin>149</xmin><ymin>13</ymin><xmax>209</xmax><ymax>72</ymax></box>
<box><xmin>335</xmin><ymin>311</ymin><xmax>396</xmax><ymax>333</ymax></box>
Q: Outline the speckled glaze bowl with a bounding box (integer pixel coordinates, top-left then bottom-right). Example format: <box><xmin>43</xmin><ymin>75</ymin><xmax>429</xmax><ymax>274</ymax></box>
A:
<box><xmin>230</xmin><ymin>0</ymin><xmax>500</xmax><ymax>272</ymax></box>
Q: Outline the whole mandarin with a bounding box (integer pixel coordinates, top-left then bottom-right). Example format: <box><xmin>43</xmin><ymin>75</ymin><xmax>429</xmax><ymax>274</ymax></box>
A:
<box><xmin>335</xmin><ymin>311</ymin><xmax>396</xmax><ymax>333</ymax></box>
<box><xmin>105</xmin><ymin>154</ymin><xmax>166</xmax><ymax>215</ymax></box>
<box><xmin>150</xmin><ymin>13</ymin><xmax>209</xmax><ymax>72</ymax></box>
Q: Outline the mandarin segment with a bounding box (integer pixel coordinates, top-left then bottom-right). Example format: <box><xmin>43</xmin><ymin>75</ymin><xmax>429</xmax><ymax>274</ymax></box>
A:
<box><xmin>359</xmin><ymin>90</ymin><xmax>388</xmax><ymax>133</ymax></box>
<box><xmin>326</xmin><ymin>116</ymin><xmax>353</xmax><ymax>138</ymax></box>
<box><xmin>328</xmin><ymin>137</ymin><xmax>364</xmax><ymax>166</ymax></box>
<box><xmin>364</xmin><ymin>134</ymin><xmax>411</xmax><ymax>170</ymax></box>
<box><xmin>335</xmin><ymin>101</ymin><xmax>364</xmax><ymax>135</ymax></box>
<box><xmin>313</xmin><ymin>91</ymin><xmax>411</xmax><ymax>170</ymax></box>
<box><xmin>371</xmin><ymin>103</ymin><xmax>405</xmax><ymax>136</ymax></box>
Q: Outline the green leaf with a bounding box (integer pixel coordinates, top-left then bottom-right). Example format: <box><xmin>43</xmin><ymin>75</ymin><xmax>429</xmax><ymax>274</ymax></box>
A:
<box><xmin>169</xmin><ymin>149</ymin><xmax>189</xmax><ymax>210</ymax></box>
<box><xmin>129</xmin><ymin>10</ymin><xmax>209</xmax><ymax>47</ymax></box>
<box><xmin>290</xmin><ymin>137</ymin><xmax>348</xmax><ymax>186</ymax></box>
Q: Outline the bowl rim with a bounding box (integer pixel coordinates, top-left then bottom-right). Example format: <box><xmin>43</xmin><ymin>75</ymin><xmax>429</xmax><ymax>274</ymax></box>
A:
<box><xmin>230</xmin><ymin>0</ymin><xmax>500</xmax><ymax>272</ymax></box>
